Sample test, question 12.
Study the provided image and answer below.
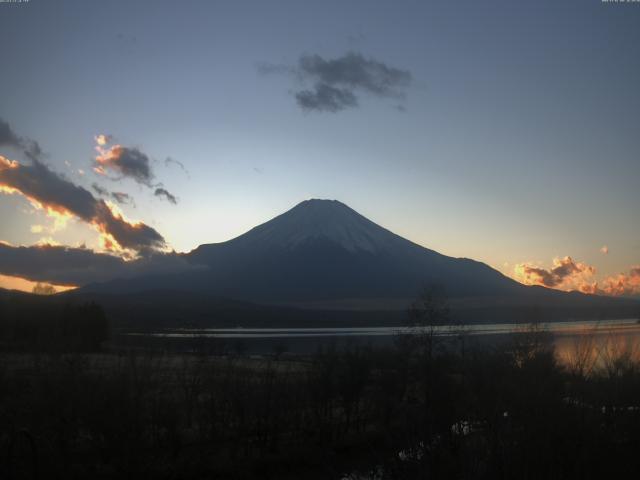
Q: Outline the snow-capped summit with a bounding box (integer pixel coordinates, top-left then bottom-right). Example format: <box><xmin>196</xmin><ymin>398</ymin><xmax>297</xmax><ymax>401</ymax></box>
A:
<box><xmin>233</xmin><ymin>199</ymin><xmax>404</xmax><ymax>253</ymax></box>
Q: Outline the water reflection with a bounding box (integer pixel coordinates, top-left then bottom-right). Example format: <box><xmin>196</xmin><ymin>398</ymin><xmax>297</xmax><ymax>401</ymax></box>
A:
<box><xmin>554</xmin><ymin>326</ymin><xmax>640</xmax><ymax>374</ymax></box>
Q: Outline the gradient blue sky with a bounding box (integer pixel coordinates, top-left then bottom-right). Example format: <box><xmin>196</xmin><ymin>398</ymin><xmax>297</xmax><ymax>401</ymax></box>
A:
<box><xmin>1</xmin><ymin>0</ymin><xmax>639</xmax><ymax>289</ymax></box>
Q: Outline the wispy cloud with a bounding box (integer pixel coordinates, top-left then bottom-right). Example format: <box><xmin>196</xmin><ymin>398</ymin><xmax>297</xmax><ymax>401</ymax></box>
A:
<box><xmin>154</xmin><ymin>187</ymin><xmax>177</xmax><ymax>204</ymax></box>
<box><xmin>92</xmin><ymin>183</ymin><xmax>135</xmax><ymax>206</ymax></box>
<box><xmin>165</xmin><ymin>157</ymin><xmax>190</xmax><ymax>177</ymax></box>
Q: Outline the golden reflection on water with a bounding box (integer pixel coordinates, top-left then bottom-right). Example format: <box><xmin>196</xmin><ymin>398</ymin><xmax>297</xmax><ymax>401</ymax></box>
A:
<box><xmin>554</xmin><ymin>326</ymin><xmax>640</xmax><ymax>376</ymax></box>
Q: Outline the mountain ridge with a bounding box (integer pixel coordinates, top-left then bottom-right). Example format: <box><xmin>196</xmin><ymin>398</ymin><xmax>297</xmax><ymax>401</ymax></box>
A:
<box><xmin>68</xmin><ymin>198</ymin><xmax>640</xmax><ymax>323</ymax></box>
<box><xmin>81</xmin><ymin>199</ymin><xmax>527</xmax><ymax>303</ymax></box>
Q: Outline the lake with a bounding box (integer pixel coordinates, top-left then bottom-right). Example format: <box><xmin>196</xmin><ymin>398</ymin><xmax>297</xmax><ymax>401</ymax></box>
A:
<box><xmin>123</xmin><ymin>318</ymin><xmax>640</xmax><ymax>362</ymax></box>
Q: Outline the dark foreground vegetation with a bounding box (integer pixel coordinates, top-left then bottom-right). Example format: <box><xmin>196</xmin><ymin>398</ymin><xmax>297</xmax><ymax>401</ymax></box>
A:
<box><xmin>1</xmin><ymin>329</ymin><xmax>639</xmax><ymax>479</ymax></box>
<box><xmin>0</xmin><ymin>291</ymin><xmax>109</xmax><ymax>352</ymax></box>
<box><xmin>1</xmin><ymin>289</ymin><xmax>640</xmax><ymax>479</ymax></box>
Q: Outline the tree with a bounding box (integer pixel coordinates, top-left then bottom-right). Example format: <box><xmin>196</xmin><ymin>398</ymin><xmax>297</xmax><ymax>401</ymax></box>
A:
<box><xmin>32</xmin><ymin>283</ymin><xmax>56</xmax><ymax>295</ymax></box>
<box><xmin>406</xmin><ymin>284</ymin><xmax>451</xmax><ymax>359</ymax></box>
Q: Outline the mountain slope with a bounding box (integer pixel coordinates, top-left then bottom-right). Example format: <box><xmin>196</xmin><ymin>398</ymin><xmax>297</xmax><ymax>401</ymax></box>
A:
<box><xmin>84</xmin><ymin>199</ymin><xmax>527</xmax><ymax>303</ymax></box>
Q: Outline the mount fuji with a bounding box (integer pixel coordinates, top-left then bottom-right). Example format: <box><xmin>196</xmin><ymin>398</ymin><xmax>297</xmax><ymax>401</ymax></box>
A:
<box><xmin>84</xmin><ymin>199</ymin><xmax>524</xmax><ymax>302</ymax></box>
<box><xmin>76</xmin><ymin>199</ymin><xmax>637</xmax><ymax>324</ymax></box>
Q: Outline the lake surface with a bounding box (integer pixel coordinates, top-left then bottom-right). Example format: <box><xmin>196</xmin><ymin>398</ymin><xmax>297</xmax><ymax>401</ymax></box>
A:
<box><xmin>130</xmin><ymin>318</ymin><xmax>640</xmax><ymax>338</ymax></box>
<box><xmin>124</xmin><ymin>318</ymin><xmax>640</xmax><ymax>358</ymax></box>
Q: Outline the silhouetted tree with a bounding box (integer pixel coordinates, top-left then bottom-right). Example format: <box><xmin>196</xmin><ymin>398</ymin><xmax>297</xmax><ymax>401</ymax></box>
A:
<box><xmin>31</xmin><ymin>283</ymin><xmax>56</xmax><ymax>295</ymax></box>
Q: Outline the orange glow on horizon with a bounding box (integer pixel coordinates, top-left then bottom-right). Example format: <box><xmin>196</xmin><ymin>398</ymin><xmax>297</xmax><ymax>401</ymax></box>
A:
<box><xmin>0</xmin><ymin>274</ymin><xmax>77</xmax><ymax>294</ymax></box>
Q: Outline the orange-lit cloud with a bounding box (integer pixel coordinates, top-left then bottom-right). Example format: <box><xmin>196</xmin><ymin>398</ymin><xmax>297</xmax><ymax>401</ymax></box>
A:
<box><xmin>93</xmin><ymin>136</ymin><xmax>179</xmax><ymax>204</ymax></box>
<box><xmin>94</xmin><ymin>134</ymin><xmax>112</xmax><ymax>146</ymax></box>
<box><xmin>514</xmin><ymin>256</ymin><xmax>596</xmax><ymax>291</ymax></box>
<box><xmin>36</xmin><ymin>237</ymin><xmax>62</xmax><ymax>247</ymax></box>
<box><xmin>94</xmin><ymin>137</ymin><xmax>154</xmax><ymax>186</ymax></box>
<box><xmin>0</xmin><ymin>155</ymin><xmax>165</xmax><ymax>255</ymax></box>
<box><xmin>597</xmin><ymin>267</ymin><xmax>640</xmax><ymax>297</ymax></box>
<box><xmin>514</xmin><ymin>256</ymin><xmax>640</xmax><ymax>298</ymax></box>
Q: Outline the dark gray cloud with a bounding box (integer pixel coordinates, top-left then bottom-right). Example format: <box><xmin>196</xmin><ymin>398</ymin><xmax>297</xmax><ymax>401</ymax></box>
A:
<box><xmin>0</xmin><ymin>117</ymin><xmax>22</xmax><ymax>149</ymax></box>
<box><xmin>1</xmin><ymin>156</ymin><xmax>165</xmax><ymax>253</ymax></box>
<box><xmin>2</xmin><ymin>157</ymin><xmax>98</xmax><ymax>221</ymax></box>
<box><xmin>296</xmin><ymin>84</ymin><xmax>358</xmax><ymax>112</ymax></box>
<box><xmin>95</xmin><ymin>145</ymin><xmax>154</xmax><ymax>186</ymax></box>
<box><xmin>0</xmin><ymin>243</ymin><xmax>201</xmax><ymax>286</ymax></box>
<box><xmin>111</xmin><ymin>191</ymin><xmax>133</xmax><ymax>205</ymax></box>
<box><xmin>91</xmin><ymin>182</ymin><xmax>109</xmax><ymax>197</ymax></box>
<box><xmin>0</xmin><ymin>117</ymin><xmax>43</xmax><ymax>160</ymax></box>
<box><xmin>299</xmin><ymin>52</ymin><xmax>412</xmax><ymax>97</ymax></box>
<box><xmin>261</xmin><ymin>52</ymin><xmax>412</xmax><ymax>112</ymax></box>
<box><xmin>92</xmin><ymin>183</ymin><xmax>134</xmax><ymax>206</ymax></box>
<box><xmin>154</xmin><ymin>187</ymin><xmax>177</xmax><ymax>204</ymax></box>
<box><xmin>95</xmin><ymin>140</ymin><xmax>179</xmax><ymax>203</ymax></box>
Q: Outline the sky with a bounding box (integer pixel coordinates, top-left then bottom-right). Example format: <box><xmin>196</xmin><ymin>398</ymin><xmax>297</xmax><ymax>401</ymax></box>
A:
<box><xmin>0</xmin><ymin>0</ymin><xmax>639</xmax><ymax>296</ymax></box>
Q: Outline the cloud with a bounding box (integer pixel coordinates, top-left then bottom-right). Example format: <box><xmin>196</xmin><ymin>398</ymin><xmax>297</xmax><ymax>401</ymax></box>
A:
<box><xmin>515</xmin><ymin>256</ymin><xmax>640</xmax><ymax>297</ymax></box>
<box><xmin>91</xmin><ymin>182</ymin><xmax>109</xmax><ymax>196</ymax></box>
<box><xmin>0</xmin><ymin>155</ymin><xmax>165</xmax><ymax>255</ymax></box>
<box><xmin>154</xmin><ymin>187</ymin><xmax>177</xmax><ymax>204</ymax></box>
<box><xmin>0</xmin><ymin>117</ymin><xmax>42</xmax><ymax>160</ymax></box>
<box><xmin>165</xmin><ymin>157</ymin><xmax>190</xmax><ymax>177</ymax></box>
<box><xmin>93</xmin><ymin>201</ymin><xmax>165</xmax><ymax>253</ymax></box>
<box><xmin>93</xmin><ymin>135</ymin><xmax>178</xmax><ymax>202</ymax></box>
<box><xmin>92</xmin><ymin>183</ymin><xmax>134</xmax><ymax>206</ymax></box>
<box><xmin>295</xmin><ymin>84</ymin><xmax>358</xmax><ymax>112</ymax></box>
<box><xmin>94</xmin><ymin>134</ymin><xmax>113</xmax><ymax>146</ymax></box>
<box><xmin>111</xmin><ymin>191</ymin><xmax>133</xmax><ymax>205</ymax></box>
<box><xmin>261</xmin><ymin>51</ymin><xmax>412</xmax><ymax>112</ymax></box>
<box><xmin>514</xmin><ymin>256</ymin><xmax>596</xmax><ymax>289</ymax></box>
<box><xmin>298</xmin><ymin>52</ymin><xmax>412</xmax><ymax>97</ymax></box>
<box><xmin>95</xmin><ymin>144</ymin><xmax>154</xmax><ymax>186</ymax></box>
<box><xmin>600</xmin><ymin>245</ymin><xmax>609</xmax><ymax>254</ymax></box>
<box><xmin>593</xmin><ymin>267</ymin><xmax>640</xmax><ymax>297</ymax></box>
<box><xmin>0</xmin><ymin>117</ymin><xmax>22</xmax><ymax>149</ymax></box>
<box><xmin>0</xmin><ymin>243</ymin><xmax>201</xmax><ymax>286</ymax></box>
